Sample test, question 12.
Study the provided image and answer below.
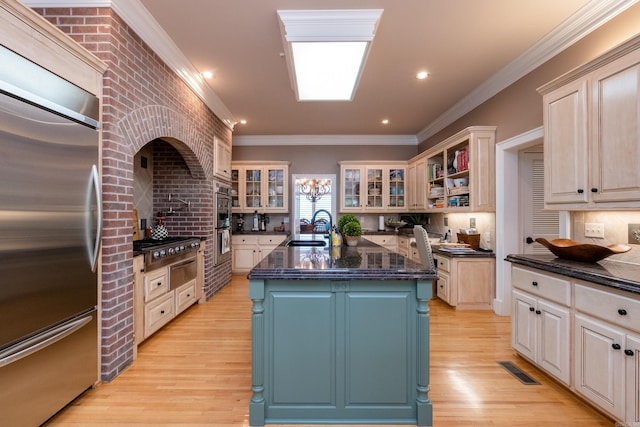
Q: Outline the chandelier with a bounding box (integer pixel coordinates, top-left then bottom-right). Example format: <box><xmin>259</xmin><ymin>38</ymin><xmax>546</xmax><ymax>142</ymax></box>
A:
<box><xmin>297</xmin><ymin>178</ymin><xmax>330</xmax><ymax>202</ymax></box>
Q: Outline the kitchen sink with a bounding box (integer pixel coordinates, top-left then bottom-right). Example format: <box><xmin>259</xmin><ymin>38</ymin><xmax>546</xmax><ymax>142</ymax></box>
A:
<box><xmin>285</xmin><ymin>239</ymin><xmax>327</xmax><ymax>247</ymax></box>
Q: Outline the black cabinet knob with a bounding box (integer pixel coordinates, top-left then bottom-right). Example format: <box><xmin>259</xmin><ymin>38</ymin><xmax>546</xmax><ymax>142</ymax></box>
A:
<box><xmin>529</xmin><ymin>306</ymin><xmax>535</xmax><ymax>312</ymax></box>
<box><xmin>618</xmin><ymin>309</ymin><xmax>628</xmax><ymax>316</ymax></box>
<box><xmin>625</xmin><ymin>349</ymin><xmax>634</xmax><ymax>356</ymax></box>
<box><xmin>160</xmin><ymin>310</ymin><xmax>165</xmax><ymax>315</ymax></box>
<box><xmin>612</xmin><ymin>343</ymin><xmax>621</xmax><ymax>350</ymax></box>
<box><xmin>532</xmin><ymin>281</ymin><xmax>538</xmax><ymax>286</ymax></box>
<box><xmin>591</xmin><ymin>188</ymin><xmax>598</xmax><ymax>193</ymax></box>
<box><xmin>535</xmin><ymin>310</ymin><xmax>541</xmax><ymax>315</ymax></box>
<box><xmin>577</xmin><ymin>189</ymin><xmax>584</xmax><ymax>194</ymax></box>
<box><xmin>525</xmin><ymin>237</ymin><xmax>534</xmax><ymax>244</ymax></box>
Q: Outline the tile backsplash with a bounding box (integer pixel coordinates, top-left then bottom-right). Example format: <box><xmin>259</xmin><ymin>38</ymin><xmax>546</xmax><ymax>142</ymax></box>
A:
<box><xmin>573</xmin><ymin>211</ymin><xmax>640</xmax><ymax>265</ymax></box>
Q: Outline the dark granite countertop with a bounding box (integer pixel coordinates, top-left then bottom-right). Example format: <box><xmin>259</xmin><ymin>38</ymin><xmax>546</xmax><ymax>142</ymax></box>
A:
<box><xmin>232</xmin><ymin>230</ymin><xmax>290</xmax><ymax>235</ymax></box>
<box><xmin>506</xmin><ymin>254</ymin><xmax>640</xmax><ymax>295</ymax></box>
<box><xmin>248</xmin><ymin>236</ymin><xmax>437</xmax><ymax>281</ymax></box>
<box><xmin>433</xmin><ymin>247</ymin><xmax>495</xmax><ymax>258</ymax></box>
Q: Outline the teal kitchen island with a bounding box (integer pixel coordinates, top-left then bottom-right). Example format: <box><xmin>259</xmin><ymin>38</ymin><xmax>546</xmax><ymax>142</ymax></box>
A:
<box><xmin>248</xmin><ymin>237</ymin><xmax>436</xmax><ymax>426</ymax></box>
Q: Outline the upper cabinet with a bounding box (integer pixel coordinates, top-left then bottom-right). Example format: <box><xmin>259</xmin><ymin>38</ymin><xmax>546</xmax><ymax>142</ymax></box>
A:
<box><xmin>231</xmin><ymin>161</ymin><xmax>289</xmax><ymax>213</ymax></box>
<box><xmin>410</xmin><ymin>126</ymin><xmax>496</xmax><ymax>212</ymax></box>
<box><xmin>539</xmin><ymin>35</ymin><xmax>640</xmax><ymax>210</ymax></box>
<box><xmin>339</xmin><ymin>161</ymin><xmax>407</xmax><ymax>212</ymax></box>
<box><xmin>213</xmin><ymin>136</ymin><xmax>232</xmax><ymax>181</ymax></box>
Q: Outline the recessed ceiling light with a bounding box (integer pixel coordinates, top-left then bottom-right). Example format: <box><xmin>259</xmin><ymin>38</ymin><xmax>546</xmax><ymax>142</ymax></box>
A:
<box><xmin>381</xmin><ymin>119</ymin><xmax>389</xmax><ymax>125</ymax></box>
<box><xmin>416</xmin><ymin>71</ymin><xmax>429</xmax><ymax>80</ymax></box>
<box><xmin>202</xmin><ymin>71</ymin><xmax>214</xmax><ymax>79</ymax></box>
<box><xmin>239</xmin><ymin>119</ymin><xmax>247</xmax><ymax>125</ymax></box>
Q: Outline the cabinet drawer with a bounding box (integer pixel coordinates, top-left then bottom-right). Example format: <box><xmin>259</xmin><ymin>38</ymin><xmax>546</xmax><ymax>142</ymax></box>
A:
<box><xmin>258</xmin><ymin>235</ymin><xmax>286</xmax><ymax>246</ymax></box>
<box><xmin>144</xmin><ymin>268</ymin><xmax>169</xmax><ymax>302</ymax></box>
<box><xmin>144</xmin><ymin>292</ymin><xmax>175</xmax><ymax>338</ymax></box>
<box><xmin>435</xmin><ymin>255</ymin><xmax>450</xmax><ymax>272</ymax></box>
<box><xmin>233</xmin><ymin>235</ymin><xmax>259</xmax><ymax>245</ymax></box>
<box><xmin>364</xmin><ymin>235</ymin><xmax>397</xmax><ymax>248</ymax></box>
<box><xmin>512</xmin><ymin>266</ymin><xmax>570</xmax><ymax>306</ymax></box>
<box><xmin>176</xmin><ymin>279</ymin><xmax>198</xmax><ymax>314</ymax></box>
<box><xmin>575</xmin><ymin>282</ymin><xmax>640</xmax><ymax>333</ymax></box>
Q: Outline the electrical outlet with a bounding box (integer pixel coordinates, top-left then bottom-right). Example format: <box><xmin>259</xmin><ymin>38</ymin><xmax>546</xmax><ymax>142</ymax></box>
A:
<box><xmin>444</xmin><ymin>217</ymin><xmax>448</xmax><ymax>226</ymax></box>
<box><xmin>283</xmin><ymin>217</ymin><xmax>289</xmax><ymax>224</ymax></box>
<box><xmin>584</xmin><ymin>222</ymin><xmax>605</xmax><ymax>238</ymax></box>
<box><xmin>470</xmin><ymin>217</ymin><xmax>476</xmax><ymax>228</ymax></box>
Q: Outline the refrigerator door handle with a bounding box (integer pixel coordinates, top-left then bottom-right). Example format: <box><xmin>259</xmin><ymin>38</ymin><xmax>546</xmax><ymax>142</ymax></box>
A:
<box><xmin>86</xmin><ymin>164</ymin><xmax>102</xmax><ymax>272</ymax></box>
<box><xmin>0</xmin><ymin>315</ymin><xmax>93</xmax><ymax>368</ymax></box>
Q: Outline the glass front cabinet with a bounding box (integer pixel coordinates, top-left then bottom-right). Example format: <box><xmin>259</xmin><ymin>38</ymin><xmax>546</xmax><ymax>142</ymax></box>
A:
<box><xmin>231</xmin><ymin>161</ymin><xmax>289</xmax><ymax>213</ymax></box>
<box><xmin>339</xmin><ymin>162</ymin><xmax>407</xmax><ymax>212</ymax></box>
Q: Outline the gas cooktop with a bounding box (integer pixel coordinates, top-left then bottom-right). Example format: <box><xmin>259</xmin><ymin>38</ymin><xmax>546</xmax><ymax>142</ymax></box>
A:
<box><xmin>133</xmin><ymin>236</ymin><xmax>199</xmax><ymax>251</ymax></box>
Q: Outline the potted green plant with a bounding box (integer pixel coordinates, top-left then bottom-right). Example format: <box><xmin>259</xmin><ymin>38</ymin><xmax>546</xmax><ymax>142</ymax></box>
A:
<box><xmin>342</xmin><ymin>220</ymin><xmax>362</xmax><ymax>247</ymax></box>
<box><xmin>337</xmin><ymin>214</ymin><xmax>359</xmax><ymax>234</ymax></box>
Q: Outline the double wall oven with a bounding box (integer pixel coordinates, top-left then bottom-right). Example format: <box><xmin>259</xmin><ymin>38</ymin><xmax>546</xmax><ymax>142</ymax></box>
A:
<box><xmin>215</xmin><ymin>187</ymin><xmax>232</xmax><ymax>265</ymax></box>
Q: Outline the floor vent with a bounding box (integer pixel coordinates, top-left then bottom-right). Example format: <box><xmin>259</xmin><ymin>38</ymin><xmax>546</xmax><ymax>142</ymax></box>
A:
<box><xmin>498</xmin><ymin>361</ymin><xmax>540</xmax><ymax>385</ymax></box>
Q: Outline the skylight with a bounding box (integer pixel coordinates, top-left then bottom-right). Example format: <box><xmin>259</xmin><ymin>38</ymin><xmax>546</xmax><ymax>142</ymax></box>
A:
<box><xmin>278</xmin><ymin>9</ymin><xmax>383</xmax><ymax>102</ymax></box>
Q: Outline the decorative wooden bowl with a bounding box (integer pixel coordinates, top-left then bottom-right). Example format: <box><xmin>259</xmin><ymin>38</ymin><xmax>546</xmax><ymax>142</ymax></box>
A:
<box><xmin>535</xmin><ymin>238</ymin><xmax>631</xmax><ymax>263</ymax></box>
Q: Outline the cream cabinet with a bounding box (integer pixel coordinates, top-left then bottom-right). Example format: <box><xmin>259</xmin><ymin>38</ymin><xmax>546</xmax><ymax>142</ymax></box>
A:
<box><xmin>231</xmin><ymin>161</ymin><xmax>289</xmax><ymax>213</ymax></box>
<box><xmin>573</xmin><ymin>282</ymin><xmax>640</xmax><ymax>424</ymax></box>
<box><xmin>410</xmin><ymin>126</ymin><xmax>496</xmax><ymax>212</ymax></box>
<box><xmin>362</xmin><ymin>234</ymin><xmax>397</xmax><ymax>251</ymax></box>
<box><xmin>511</xmin><ymin>266</ymin><xmax>571</xmax><ymax>385</ymax></box>
<box><xmin>339</xmin><ymin>161</ymin><xmax>407</xmax><ymax>212</ymax></box>
<box><xmin>231</xmin><ymin>234</ymin><xmax>287</xmax><ymax>273</ymax></box>
<box><xmin>407</xmin><ymin>157</ymin><xmax>427</xmax><ymax>211</ymax></box>
<box><xmin>397</xmin><ymin>235</ymin><xmax>410</xmax><ymax>258</ymax></box>
<box><xmin>539</xmin><ymin>36</ymin><xmax>640</xmax><ymax>209</ymax></box>
<box><xmin>434</xmin><ymin>253</ymin><xmax>495</xmax><ymax>310</ymax></box>
<box><xmin>213</xmin><ymin>136</ymin><xmax>232</xmax><ymax>181</ymax></box>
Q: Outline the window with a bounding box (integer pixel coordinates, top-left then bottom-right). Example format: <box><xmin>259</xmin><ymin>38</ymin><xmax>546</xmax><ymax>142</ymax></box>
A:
<box><xmin>292</xmin><ymin>174</ymin><xmax>336</xmax><ymax>233</ymax></box>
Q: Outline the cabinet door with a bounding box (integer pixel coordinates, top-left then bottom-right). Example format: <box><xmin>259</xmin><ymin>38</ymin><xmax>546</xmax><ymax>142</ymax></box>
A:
<box><xmin>590</xmin><ymin>49</ymin><xmax>640</xmax><ymax>204</ymax></box>
<box><xmin>543</xmin><ymin>79</ymin><xmax>589</xmax><ymax>205</ymax></box>
<box><xmin>364</xmin><ymin>166</ymin><xmax>384</xmax><ymax>209</ymax></box>
<box><xmin>455</xmin><ymin>259</ymin><xmax>493</xmax><ymax>309</ymax></box>
<box><xmin>341</xmin><ymin>166</ymin><xmax>363</xmax><ymax>211</ymax></box>
<box><xmin>387</xmin><ymin>167</ymin><xmax>406</xmax><ymax>210</ymax></box>
<box><xmin>536</xmin><ymin>299</ymin><xmax>570</xmax><ymax>385</ymax></box>
<box><xmin>214</xmin><ymin>137</ymin><xmax>231</xmax><ymax>180</ymax></box>
<box><xmin>625</xmin><ymin>334</ymin><xmax>640</xmax><ymax>426</ymax></box>
<box><xmin>231</xmin><ymin>168</ymin><xmax>241</xmax><ymax>211</ymax></box>
<box><xmin>512</xmin><ymin>290</ymin><xmax>537</xmax><ymax>361</ymax></box>
<box><xmin>436</xmin><ymin>271</ymin><xmax>450</xmax><ymax>304</ymax></box>
<box><xmin>233</xmin><ymin>246</ymin><xmax>257</xmax><ymax>272</ymax></box>
<box><xmin>244</xmin><ymin>167</ymin><xmax>263</xmax><ymax>210</ymax></box>
<box><xmin>264</xmin><ymin>167</ymin><xmax>287</xmax><ymax>211</ymax></box>
<box><xmin>574</xmin><ymin>313</ymin><xmax>625</xmax><ymax>420</ymax></box>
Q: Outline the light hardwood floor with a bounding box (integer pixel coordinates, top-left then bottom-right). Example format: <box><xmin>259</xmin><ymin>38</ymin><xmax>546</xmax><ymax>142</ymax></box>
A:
<box><xmin>46</xmin><ymin>275</ymin><xmax>614</xmax><ymax>426</ymax></box>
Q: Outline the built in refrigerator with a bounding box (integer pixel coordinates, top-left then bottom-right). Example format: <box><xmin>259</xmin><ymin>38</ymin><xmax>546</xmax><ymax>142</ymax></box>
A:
<box><xmin>0</xmin><ymin>45</ymin><xmax>102</xmax><ymax>426</ymax></box>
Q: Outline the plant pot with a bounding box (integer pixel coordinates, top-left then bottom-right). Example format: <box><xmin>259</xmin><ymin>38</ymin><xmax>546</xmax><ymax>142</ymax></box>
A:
<box><xmin>344</xmin><ymin>236</ymin><xmax>360</xmax><ymax>247</ymax></box>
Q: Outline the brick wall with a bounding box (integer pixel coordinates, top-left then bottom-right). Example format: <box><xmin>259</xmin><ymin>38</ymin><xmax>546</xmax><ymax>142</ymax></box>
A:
<box><xmin>35</xmin><ymin>7</ymin><xmax>233</xmax><ymax>381</ymax></box>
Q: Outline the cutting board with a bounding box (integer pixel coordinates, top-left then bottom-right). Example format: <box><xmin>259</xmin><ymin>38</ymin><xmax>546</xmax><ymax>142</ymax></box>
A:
<box><xmin>133</xmin><ymin>209</ymin><xmax>141</xmax><ymax>241</ymax></box>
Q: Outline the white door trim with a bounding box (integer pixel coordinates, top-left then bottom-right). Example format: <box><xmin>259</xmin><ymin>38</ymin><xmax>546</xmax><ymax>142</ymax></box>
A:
<box><xmin>495</xmin><ymin>126</ymin><xmax>571</xmax><ymax>316</ymax></box>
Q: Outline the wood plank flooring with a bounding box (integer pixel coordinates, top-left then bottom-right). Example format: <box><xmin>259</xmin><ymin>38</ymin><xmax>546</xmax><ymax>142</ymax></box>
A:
<box><xmin>45</xmin><ymin>275</ymin><xmax>615</xmax><ymax>426</ymax></box>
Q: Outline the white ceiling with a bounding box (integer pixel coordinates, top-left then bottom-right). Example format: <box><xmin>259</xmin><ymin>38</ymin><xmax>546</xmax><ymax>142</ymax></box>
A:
<box><xmin>26</xmin><ymin>0</ymin><xmax>636</xmax><ymax>142</ymax></box>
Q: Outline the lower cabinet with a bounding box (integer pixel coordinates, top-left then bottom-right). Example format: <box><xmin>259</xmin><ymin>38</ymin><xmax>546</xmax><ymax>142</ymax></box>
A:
<box><xmin>434</xmin><ymin>253</ymin><xmax>494</xmax><ymax>309</ymax></box>
<box><xmin>510</xmin><ymin>264</ymin><xmax>640</xmax><ymax>426</ymax></box>
<box><xmin>573</xmin><ymin>282</ymin><xmax>640</xmax><ymax>424</ymax></box>
<box><xmin>511</xmin><ymin>265</ymin><xmax>571</xmax><ymax>385</ymax></box>
<box><xmin>232</xmin><ymin>234</ymin><xmax>287</xmax><ymax>273</ymax></box>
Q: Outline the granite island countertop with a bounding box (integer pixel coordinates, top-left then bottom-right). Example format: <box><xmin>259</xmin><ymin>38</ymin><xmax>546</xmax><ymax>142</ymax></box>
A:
<box><xmin>248</xmin><ymin>235</ymin><xmax>437</xmax><ymax>281</ymax></box>
<box><xmin>506</xmin><ymin>253</ymin><xmax>640</xmax><ymax>295</ymax></box>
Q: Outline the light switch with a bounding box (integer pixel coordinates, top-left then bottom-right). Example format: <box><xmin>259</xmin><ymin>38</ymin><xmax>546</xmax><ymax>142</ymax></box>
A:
<box><xmin>584</xmin><ymin>223</ymin><xmax>605</xmax><ymax>238</ymax></box>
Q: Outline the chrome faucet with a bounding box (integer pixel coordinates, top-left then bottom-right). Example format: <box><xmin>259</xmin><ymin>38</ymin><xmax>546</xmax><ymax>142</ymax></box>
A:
<box><xmin>311</xmin><ymin>209</ymin><xmax>333</xmax><ymax>249</ymax></box>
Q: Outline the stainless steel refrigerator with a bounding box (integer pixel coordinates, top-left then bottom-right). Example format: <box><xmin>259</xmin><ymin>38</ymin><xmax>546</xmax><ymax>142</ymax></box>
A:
<box><xmin>0</xmin><ymin>46</ymin><xmax>102</xmax><ymax>426</ymax></box>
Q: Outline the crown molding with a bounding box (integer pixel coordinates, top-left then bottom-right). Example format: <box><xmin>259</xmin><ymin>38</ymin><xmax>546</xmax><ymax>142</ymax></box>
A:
<box><xmin>233</xmin><ymin>134</ymin><xmax>418</xmax><ymax>146</ymax></box>
<box><xmin>23</xmin><ymin>0</ymin><xmax>237</xmax><ymax>130</ymax></box>
<box><xmin>416</xmin><ymin>0</ymin><xmax>639</xmax><ymax>143</ymax></box>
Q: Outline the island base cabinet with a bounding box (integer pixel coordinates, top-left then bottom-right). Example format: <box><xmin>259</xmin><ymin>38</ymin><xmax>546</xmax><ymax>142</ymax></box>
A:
<box><xmin>249</xmin><ymin>279</ymin><xmax>433</xmax><ymax>426</ymax></box>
